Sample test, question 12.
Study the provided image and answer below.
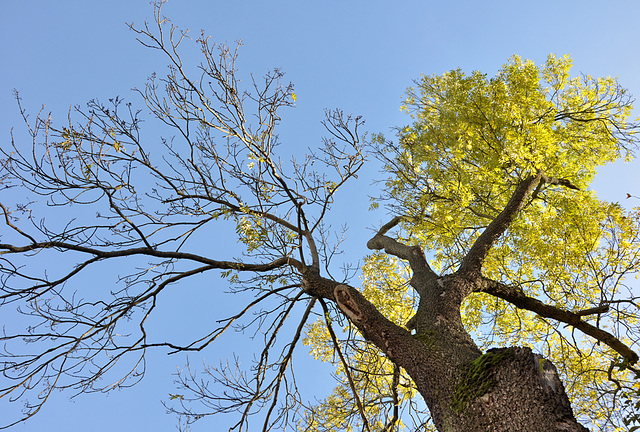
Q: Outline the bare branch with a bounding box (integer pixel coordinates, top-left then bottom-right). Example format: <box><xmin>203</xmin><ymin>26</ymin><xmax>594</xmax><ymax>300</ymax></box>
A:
<box><xmin>319</xmin><ymin>298</ymin><xmax>371</xmax><ymax>432</ymax></box>
<box><xmin>0</xmin><ymin>241</ymin><xmax>296</xmax><ymax>273</ymax></box>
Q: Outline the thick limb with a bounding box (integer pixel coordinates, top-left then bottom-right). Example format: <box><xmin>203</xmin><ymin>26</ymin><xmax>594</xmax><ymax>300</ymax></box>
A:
<box><xmin>476</xmin><ymin>277</ymin><xmax>638</xmax><ymax>364</ymax></box>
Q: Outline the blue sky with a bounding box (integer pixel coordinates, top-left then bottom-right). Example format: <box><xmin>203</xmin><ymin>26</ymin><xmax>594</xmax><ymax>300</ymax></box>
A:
<box><xmin>2</xmin><ymin>1</ymin><xmax>640</xmax><ymax>431</ymax></box>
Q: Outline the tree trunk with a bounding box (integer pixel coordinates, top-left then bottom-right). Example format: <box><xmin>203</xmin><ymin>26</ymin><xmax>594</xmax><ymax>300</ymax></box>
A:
<box><xmin>303</xmin><ymin>269</ymin><xmax>589</xmax><ymax>432</ymax></box>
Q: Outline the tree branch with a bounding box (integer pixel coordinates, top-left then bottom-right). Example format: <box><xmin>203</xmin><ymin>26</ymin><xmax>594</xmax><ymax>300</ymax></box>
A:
<box><xmin>476</xmin><ymin>277</ymin><xmax>639</xmax><ymax>364</ymax></box>
<box><xmin>0</xmin><ymin>241</ymin><xmax>299</xmax><ymax>273</ymax></box>
<box><xmin>458</xmin><ymin>171</ymin><xmax>580</xmax><ymax>275</ymax></box>
<box><xmin>319</xmin><ymin>298</ymin><xmax>371</xmax><ymax>432</ymax></box>
<box><xmin>367</xmin><ymin>217</ymin><xmax>438</xmax><ymax>287</ymax></box>
<box><xmin>382</xmin><ymin>363</ymin><xmax>400</xmax><ymax>432</ymax></box>
<box><xmin>164</xmin><ymin>193</ymin><xmax>303</xmax><ymax>234</ymax></box>
<box><xmin>458</xmin><ymin>173</ymin><xmax>543</xmax><ymax>275</ymax></box>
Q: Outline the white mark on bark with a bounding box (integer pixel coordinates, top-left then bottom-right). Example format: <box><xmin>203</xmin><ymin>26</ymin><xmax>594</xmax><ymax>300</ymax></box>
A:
<box><xmin>381</xmin><ymin>330</ymin><xmax>393</xmax><ymax>358</ymax></box>
<box><xmin>334</xmin><ymin>285</ymin><xmax>362</xmax><ymax>324</ymax></box>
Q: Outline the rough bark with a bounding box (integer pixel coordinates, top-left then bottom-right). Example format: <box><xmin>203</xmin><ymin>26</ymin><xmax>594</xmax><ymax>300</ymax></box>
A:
<box><xmin>452</xmin><ymin>346</ymin><xmax>589</xmax><ymax>432</ymax></box>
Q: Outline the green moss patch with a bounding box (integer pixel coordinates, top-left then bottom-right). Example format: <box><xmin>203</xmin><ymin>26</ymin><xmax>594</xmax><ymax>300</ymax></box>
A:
<box><xmin>412</xmin><ymin>330</ymin><xmax>438</xmax><ymax>348</ymax></box>
<box><xmin>451</xmin><ymin>348</ymin><xmax>515</xmax><ymax>412</ymax></box>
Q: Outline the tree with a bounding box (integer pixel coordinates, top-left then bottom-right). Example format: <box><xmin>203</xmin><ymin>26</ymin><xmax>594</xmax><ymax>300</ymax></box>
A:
<box><xmin>2</xmin><ymin>3</ymin><xmax>640</xmax><ymax>431</ymax></box>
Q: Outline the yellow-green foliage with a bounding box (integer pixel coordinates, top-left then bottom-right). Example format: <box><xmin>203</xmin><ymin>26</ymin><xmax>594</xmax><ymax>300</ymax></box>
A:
<box><xmin>391</xmin><ymin>54</ymin><xmax>634</xmax><ymax>272</ymax></box>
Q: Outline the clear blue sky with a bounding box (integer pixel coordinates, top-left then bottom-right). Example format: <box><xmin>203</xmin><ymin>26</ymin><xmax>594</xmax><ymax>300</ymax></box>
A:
<box><xmin>2</xmin><ymin>1</ymin><xmax>640</xmax><ymax>430</ymax></box>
